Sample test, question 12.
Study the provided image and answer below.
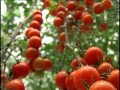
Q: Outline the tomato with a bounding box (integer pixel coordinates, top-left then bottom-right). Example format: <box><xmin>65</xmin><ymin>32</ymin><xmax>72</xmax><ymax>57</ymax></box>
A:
<box><xmin>90</xmin><ymin>80</ymin><xmax>117</xmax><ymax>90</ymax></box>
<box><xmin>28</xmin><ymin>36</ymin><xmax>42</xmax><ymax>49</ymax></box>
<box><xmin>54</xmin><ymin>17</ymin><xmax>64</xmax><ymax>27</ymax></box>
<box><xmin>65</xmin><ymin>71</ymin><xmax>77</xmax><ymax>90</ymax></box>
<box><xmin>93</xmin><ymin>3</ymin><xmax>104</xmax><ymax>14</ymax></box>
<box><xmin>43</xmin><ymin>0</ymin><xmax>51</xmax><ymax>8</ymax></box>
<box><xmin>12</xmin><ymin>62</ymin><xmax>30</xmax><ymax>79</ymax></box>
<box><xmin>73</xmin><ymin>66</ymin><xmax>101</xmax><ymax>90</ymax></box>
<box><xmin>77</xmin><ymin>5</ymin><xmax>85</xmax><ymax>12</ymax></box>
<box><xmin>32</xmin><ymin>57</ymin><xmax>44</xmax><ymax>71</ymax></box>
<box><xmin>56</xmin><ymin>11</ymin><xmax>66</xmax><ymax>20</ymax></box>
<box><xmin>101</xmin><ymin>0</ymin><xmax>112</xmax><ymax>10</ymax></box>
<box><xmin>25</xmin><ymin>47</ymin><xmax>39</xmax><ymax>60</ymax></box>
<box><xmin>43</xmin><ymin>58</ymin><xmax>53</xmax><ymax>71</ymax></box>
<box><xmin>67</xmin><ymin>1</ymin><xmax>76</xmax><ymax>11</ymax></box>
<box><xmin>57</xmin><ymin>5</ymin><xmax>67</xmax><ymax>14</ymax></box>
<box><xmin>25</xmin><ymin>27</ymin><xmax>34</xmax><ymax>38</ymax></box>
<box><xmin>33</xmin><ymin>14</ymin><xmax>43</xmax><ymax>25</ymax></box>
<box><xmin>73</xmin><ymin>10</ymin><xmax>82</xmax><ymax>20</ymax></box>
<box><xmin>59</xmin><ymin>32</ymin><xmax>66</xmax><ymax>43</ymax></box>
<box><xmin>30</xmin><ymin>20</ymin><xmax>40</xmax><ymax>30</ymax></box>
<box><xmin>107</xmin><ymin>70</ymin><xmax>119</xmax><ymax>90</ymax></box>
<box><xmin>82</xmin><ymin>14</ymin><xmax>93</xmax><ymax>24</ymax></box>
<box><xmin>27</xmin><ymin>29</ymin><xmax>40</xmax><ymax>38</ymax></box>
<box><xmin>84</xmin><ymin>46</ymin><xmax>104</xmax><ymax>65</ymax></box>
<box><xmin>49</xmin><ymin>9</ymin><xmax>57</xmax><ymax>16</ymax></box>
<box><xmin>33</xmin><ymin>10</ymin><xmax>42</xmax><ymax>16</ymax></box>
<box><xmin>80</xmin><ymin>24</ymin><xmax>90</xmax><ymax>33</ymax></box>
<box><xmin>5</xmin><ymin>79</ymin><xmax>25</xmax><ymax>90</ymax></box>
<box><xmin>97</xmin><ymin>62</ymin><xmax>114</xmax><ymax>75</ymax></box>
<box><xmin>70</xmin><ymin>57</ymin><xmax>87</xmax><ymax>68</ymax></box>
<box><xmin>85</xmin><ymin>0</ymin><xmax>94</xmax><ymax>7</ymax></box>
<box><xmin>55</xmin><ymin>71</ymin><xmax>68</xmax><ymax>89</ymax></box>
<box><xmin>99</xmin><ymin>23</ymin><xmax>108</xmax><ymax>31</ymax></box>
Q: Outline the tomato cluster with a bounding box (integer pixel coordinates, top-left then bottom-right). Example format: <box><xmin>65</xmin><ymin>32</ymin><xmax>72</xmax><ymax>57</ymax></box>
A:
<box><xmin>4</xmin><ymin>10</ymin><xmax>53</xmax><ymax>90</ymax></box>
<box><xmin>47</xmin><ymin>0</ymin><xmax>112</xmax><ymax>52</ymax></box>
<box><xmin>55</xmin><ymin>46</ymin><xmax>119</xmax><ymax>90</ymax></box>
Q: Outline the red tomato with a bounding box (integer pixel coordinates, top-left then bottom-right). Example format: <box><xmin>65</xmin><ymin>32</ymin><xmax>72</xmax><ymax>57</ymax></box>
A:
<box><xmin>101</xmin><ymin>0</ymin><xmax>112</xmax><ymax>10</ymax></box>
<box><xmin>55</xmin><ymin>71</ymin><xmax>68</xmax><ymax>89</ymax></box>
<box><xmin>27</xmin><ymin>29</ymin><xmax>40</xmax><ymax>38</ymax></box>
<box><xmin>93</xmin><ymin>3</ymin><xmax>104</xmax><ymax>14</ymax></box>
<box><xmin>56</xmin><ymin>11</ymin><xmax>66</xmax><ymax>20</ymax></box>
<box><xmin>33</xmin><ymin>10</ymin><xmax>42</xmax><ymax>16</ymax></box>
<box><xmin>25</xmin><ymin>47</ymin><xmax>39</xmax><ymax>60</ymax></box>
<box><xmin>54</xmin><ymin>17</ymin><xmax>64</xmax><ymax>27</ymax></box>
<box><xmin>65</xmin><ymin>71</ymin><xmax>77</xmax><ymax>90</ymax></box>
<box><xmin>33</xmin><ymin>14</ymin><xmax>43</xmax><ymax>25</ymax></box>
<box><xmin>73</xmin><ymin>10</ymin><xmax>82</xmax><ymax>20</ymax></box>
<box><xmin>85</xmin><ymin>0</ymin><xmax>94</xmax><ymax>7</ymax></box>
<box><xmin>82</xmin><ymin>14</ymin><xmax>93</xmax><ymax>24</ymax></box>
<box><xmin>84</xmin><ymin>46</ymin><xmax>104</xmax><ymax>65</ymax></box>
<box><xmin>90</xmin><ymin>80</ymin><xmax>117</xmax><ymax>90</ymax></box>
<box><xmin>97</xmin><ymin>62</ymin><xmax>114</xmax><ymax>75</ymax></box>
<box><xmin>67</xmin><ymin>1</ymin><xmax>76</xmax><ymax>11</ymax></box>
<box><xmin>30</xmin><ymin>20</ymin><xmax>40</xmax><ymax>30</ymax></box>
<box><xmin>59</xmin><ymin>32</ymin><xmax>66</xmax><ymax>43</ymax></box>
<box><xmin>25</xmin><ymin>27</ymin><xmax>34</xmax><ymax>38</ymax></box>
<box><xmin>107</xmin><ymin>70</ymin><xmax>119</xmax><ymax>90</ymax></box>
<box><xmin>5</xmin><ymin>79</ymin><xmax>25</xmax><ymax>90</ymax></box>
<box><xmin>12</xmin><ymin>62</ymin><xmax>30</xmax><ymax>78</ymax></box>
<box><xmin>32</xmin><ymin>57</ymin><xmax>45</xmax><ymax>71</ymax></box>
<box><xmin>73</xmin><ymin>66</ymin><xmax>101</xmax><ymax>90</ymax></box>
<box><xmin>43</xmin><ymin>58</ymin><xmax>53</xmax><ymax>71</ymax></box>
<box><xmin>70</xmin><ymin>57</ymin><xmax>87</xmax><ymax>68</ymax></box>
<box><xmin>28</xmin><ymin>36</ymin><xmax>42</xmax><ymax>49</ymax></box>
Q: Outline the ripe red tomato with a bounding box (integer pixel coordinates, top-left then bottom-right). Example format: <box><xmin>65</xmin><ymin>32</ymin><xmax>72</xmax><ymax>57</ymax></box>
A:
<box><xmin>32</xmin><ymin>57</ymin><xmax>45</xmax><ymax>71</ymax></box>
<box><xmin>55</xmin><ymin>71</ymin><xmax>68</xmax><ymax>89</ymax></box>
<box><xmin>33</xmin><ymin>10</ymin><xmax>42</xmax><ymax>16</ymax></box>
<box><xmin>49</xmin><ymin>9</ymin><xmax>57</xmax><ymax>16</ymax></box>
<box><xmin>73</xmin><ymin>10</ymin><xmax>82</xmax><ymax>20</ymax></box>
<box><xmin>5</xmin><ymin>79</ymin><xmax>25</xmax><ymax>90</ymax></box>
<box><xmin>67</xmin><ymin>1</ymin><xmax>76</xmax><ymax>11</ymax></box>
<box><xmin>107</xmin><ymin>70</ymin><xmax>119</xmax><ymax>90</ymax></box>
<box><xmin>28</xmin><ymin>36</ymin><xmax>42</xmax><ymax>49</ymax></box>
<box><xmin>85</xmin><ymin>0</ymin><xmax>94</xmax><ymax>7</ymax></box>
<box><xmin>73</xmin><ymin>66</ymin><xmax>101</xmax><ymax>90</ymax></box>
<box><xmin>65</xmin><ymin>71</ymin><xmax>77</xmax><ymax>90</ymax></box>
<box><xmin>59</xmin><ymin>32</ymin><xmax>66</xmax><ymax>43</ymax></box>
<box><xmin>30</xmin><ymin>20</ymin><xmax>40</xmax><ymax>30</ymax></box>
<box><xmin>101</xmin><ymin>0</ymin><xmax>112</xmax><ymax>10</ymax></box>
<box><xmin>84</xmin><ymin>46</ymin><xmax>104</xmax><ymax>65</ymax></box>
<box><xmin>97</xmin><ymin>62</ymin><xmax>114</xmax><ymax>75</ymax></box>
<box><xmin>82</xmin><ymin>14</ymin><xmax>93</xmax><ymax>24</ymax></box>
<box><xmin>70</xmin><ymin>57</ymin><xmax>87</xmax><ymax>68</ymax></box>
<box><xmin>12</xmin><ymin>62</ymin><xmax>30</xmax><ymax>78</ymax></box>
<box><xmin>90</xmin><ymin>80</ymin><xmax>117</xmax><ymax>90</ymax></box>
<box><xmin>33</xmin><ymin>14</ymin><xmax>43</xmax><ymax>25</ymax></box>
<box><xmin>93</xmin><ymin>3</ymin><xmax>104</xmax><ymax>14</ymax></box>
<box><xmin>25</xmin><ymin>47</ymin><xmax>39</xmax><ymax>60</ymax></box>
<box><xmin>77</xmin><ymin>5</ymin><xmax>85</xmax><ymax>12</ymax></box>
<box><xmin>56</xmin><ymin>11</ymin><xmax>66</xmax><ymax>20</ymax></box>
<box><xmin>43</xmin><ymin>58</ymin><xmax>53</xmax><ymax>71</ymax></box>
<box><xmin>27</xmin><ymin>29</ymin><xmax>40</xmax><ymax>38</ymax></box>
<box><xmin>57</xmin><ymin>5</ymin><xmax>67</xmax><ymax>14</ymax></box>
<box><xmin>25</xmin><ymin>27</ymin><xmax>34</xmax><ymax>38</ymax></box>
<box><xmin>43</xmin><ymin>0</ymin><xmax>51</xmax><ymax>8</ymax></box>
<box><xmin>54</xmin><ymin>17</ymin><xmax>64</xmax><ymax>27</ymax></box>
<box><xmin>99</xmin><ymin>23</ymin><xmax>108</xmax><ymax>30</ymax></box>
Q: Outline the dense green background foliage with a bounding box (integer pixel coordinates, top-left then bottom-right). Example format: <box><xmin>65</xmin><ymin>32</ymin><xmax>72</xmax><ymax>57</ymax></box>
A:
<box><xmin>1</xmin><ymin>0</ymin><xmax>119</xmax><ymax>90</ymax></box>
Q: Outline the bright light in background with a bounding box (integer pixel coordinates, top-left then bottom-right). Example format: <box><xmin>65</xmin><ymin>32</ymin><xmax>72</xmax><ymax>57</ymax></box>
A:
<box><xmin>1</xmin><ymin>1</ymin><xmax>7</xmax><ymax>16</ymax></box>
